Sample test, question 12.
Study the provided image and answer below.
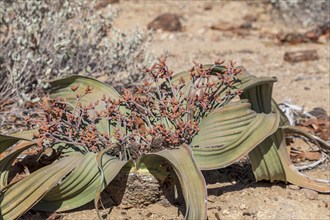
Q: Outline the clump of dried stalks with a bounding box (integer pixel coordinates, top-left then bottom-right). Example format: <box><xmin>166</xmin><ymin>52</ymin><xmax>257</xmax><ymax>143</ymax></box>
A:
<box><xmin>26</xmin><ymin>58</ymin><xmax>242</xmax><ymax>160</ymax></box>
<box><xmin>0</xmin><ymin>0</ymin><xmax>152</xmax><ymax>133</ymax></box>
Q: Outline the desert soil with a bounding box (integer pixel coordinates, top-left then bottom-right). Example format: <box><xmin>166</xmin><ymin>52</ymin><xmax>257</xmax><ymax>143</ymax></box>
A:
<box><xmin>22</xmin><ymin>1</ymin><xmax>329</xmax><ymax>220</ymax></box>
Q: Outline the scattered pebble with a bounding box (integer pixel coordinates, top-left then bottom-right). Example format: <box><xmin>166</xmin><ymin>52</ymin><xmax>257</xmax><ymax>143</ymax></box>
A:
<box><xmin>158</xmin><ymin>198</ymin><xmax>171</xmax><ymax>207</ymax></box>
<box><xmin>239</xmin><ymin>204</ymin><xmax>247</xmax><ymax>210</ymax></box>
<box><xmin>222</xmin><ymin>209</ymin><xmax>230</xmax><ymax>215</ymax></box>
<box><xmin>145</xmin><ymin>212</ymin><xmax>153</xmax><ymax>218</ymax></box>
<box><xmin>288</xmin><ymin>184</ymin><xmax>300</xmax><ymax>190</ymax></box>
<box><xmin>301</xmin><ymin>188</ymin><xmax>318</xmax><ymax>200</ymax></box>
<box><xmin>242</xmin><ymin>211</ymin><xmax>252</xmax><ymax>216</ymax></box>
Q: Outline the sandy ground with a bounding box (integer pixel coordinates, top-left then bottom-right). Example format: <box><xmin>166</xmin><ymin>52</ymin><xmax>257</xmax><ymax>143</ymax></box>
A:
<box><xmin>113</xmin><ymin>1</ymin><xmax>330</xmax><ymax>113</ymax></box>
<box><xmin>21</xmin><ymin>1</ymin><xmax>330</xmax><ymax>219</ymax></box>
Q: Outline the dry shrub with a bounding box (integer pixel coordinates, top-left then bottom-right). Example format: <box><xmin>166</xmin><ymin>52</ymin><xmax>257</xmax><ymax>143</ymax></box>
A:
<box><xmin>0</xmin><ymin>0</ymin><xmax>152</xmax><ymax>133</ymax></box>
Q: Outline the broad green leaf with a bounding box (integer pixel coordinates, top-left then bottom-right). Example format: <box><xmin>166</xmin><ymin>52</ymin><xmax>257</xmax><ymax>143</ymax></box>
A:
<box><xmin>0</xmin><ymin>153</ymin><xmax>83</xmax><ymax>219</ymax></box>
<box><xmin>0</xmin><ymin>135</ymin><xmax>20</xmax><ymax>155</ymax></box>
<box><xmin>0</xmin><ymin>130</ymin><xmax>36</xmax><ymax>154</ymax></box>
<box><xmin>0</xmin><ymin>136</ymin><xmax>28</xmax><ymax>155</ymax></box>
<box><xmin>94</xmin><ymin>145</ymin><xmax>133</xmax><ymax>219</ymax></box>
<box><xmin>33</xmin><ymin>152</ymin><xmax>133</xmax><ymax>212</ymax></box>
<box><xmin>0</xmin><ymin>141</ymin><xmax>35</xmax><ymax>189</ymax></box>
<box><xmin>137</xmin><ymin>144</ymin><xmax>207</xmax><ymax>220</ymax></box>
<box><xmin>191</xmin><ymin>100</ymin><xmax>279</xmax><ymax>170</ymax></box>
<box><xmin>250</xmin><ymin>128</ymin><xmax>330</xmax><ymax>192</ymax></box>
<box><xmin>242</xmin><ymin>76</ymin><xmax>330</xmax><ymax>192</ymax></box>
<box><xmin>49</xmin><ymin>75</ymin><xmax>120</xmax><ymax>134</ymax></box>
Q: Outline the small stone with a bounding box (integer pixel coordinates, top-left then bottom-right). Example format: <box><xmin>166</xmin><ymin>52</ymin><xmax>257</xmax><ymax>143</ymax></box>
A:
<box><xmin>147</xmin><ymin>13</ymin><xmax>182</xmax><ymax>32</ymax></box>
<box><xmin>158</xmin><ymin>198</ymin><xmax>171</xmax><ymax>207</ymax></box>
<box><xmin>215</xmin><ymin>212</ymin><xmax>221</xmax><ymax>220</ymax></box>
<box><xmin>288</xmin><ymin>185</ymin><xmax>300</xmax><ymax>190</ymax></box>
<box><xmin>308</xmin><ymin>107</ymin><xmax>328</xmax><ymax>120</ymax></box>
<box><xmin>239</xmin><ymin>204</ymin><xmax>247</xmax><ymax>210</ymax></box>
<box><xmin>145</xmin><ymin>212</ymin><xmax>153</xmax><ymax>217</ymax></box>
<box><xmin>242</xmin><ymin>211</ymin><xmax>252</xmax><ymax>216</ymax></box>
<box><xmin>301</xmin><ymin>188</ymin><xmax>318</xmax><ymax>200</ymax></box>
<box><xmin>203</xmin><ymin>3</ymin><xmax>212</xmax><ymax>10</ymax></box>
<box><xmin>284</xmin><ymin>50</ymin><xmax>319</xmax><ymax>63</ymax></box>
<box><xmin>222</xmin><ymin>209</ymin><xmax>230</xmax><ymax>215</ymax></box>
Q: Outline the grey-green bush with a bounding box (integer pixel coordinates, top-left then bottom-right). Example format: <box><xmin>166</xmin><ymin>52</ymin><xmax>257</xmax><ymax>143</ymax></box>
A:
<box><xmin>0</xmin><ymin>0</ymin><xmax>152</xmax><ymax>133</ymax></box>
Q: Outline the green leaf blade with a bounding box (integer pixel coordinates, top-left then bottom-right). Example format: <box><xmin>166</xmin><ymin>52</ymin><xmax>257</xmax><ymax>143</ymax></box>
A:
<box><xmin>137</xmin><ymin>145</ymin><xmax>208</xmax><ymax>220</ymax></box>
<box><xmin>191</xmin><ymin>100</ymin><xmax>279</xmax><ymax>170</ymax></box>
<box><xmin>0</xmin><ymin>153</ymin><xmax>83</xmax><ymax>219</ymax></box>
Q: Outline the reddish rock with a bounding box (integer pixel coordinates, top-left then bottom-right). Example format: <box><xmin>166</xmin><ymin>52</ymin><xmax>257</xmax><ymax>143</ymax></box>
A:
<box><xmin>147</xmin><ymin>13</ymin><xmax>182</xmax><ymax>32</ymax></box>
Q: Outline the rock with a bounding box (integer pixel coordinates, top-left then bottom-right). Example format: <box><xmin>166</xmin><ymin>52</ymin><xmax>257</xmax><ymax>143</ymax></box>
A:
<box><xmin>145</xmin><ymin>212</ymin><xmax>153</xmax><ymax>217</ymax></box>
<box><xmin>239</xmin><ymin>204</ymin><xmax>247</xmax><ymax>210</ymax></box>
<box><xmin>284</xmin><ymin>50</ymin><xmax>319</xmax><ymax>63</ymax></box>
<box><xmin>222</xmin><ymin>209</ymin><xmax>230</xmax><ymax>215</ymax></box>
<box><xmin>301</xmin><ymin>188</ymin><xmax>318</xmax><ymax>200</ymax></box>
<box><xmin>158</xmin><ymin>198</ymin><xmax>171</xmax><ymax>207</ymax></box>
<box><xmin>147</xmin><ymin>13</ymin><xmax>182</xmax><ymax>32</ymax></box>
<box><xmin>288</xmin><ymin>184</ymin><xmax>300</xmax><ymax>190</ymax></box>
<box><xmin>214</xmin><ymin>212</ymin><xmax>221</xmax><ymax>220</ymax></box>
<box><xmin>242</xmin><ymin>211</ymin><xmax>252</xmax><ymax>216</ymax></box>
<box><xmin>308</xmin><ymin>107</ymin><xmax>328</xmax><ymax>120</ymax></box>
<box><xmin>204</xmin><ymin>3</ymin><xmax>212</xmax><ymax>11</ymax></box>
<box><xmin>210</xmin><ymin>21</ymin><xmax>254</xmax><ymax>36</ymax></box>
<box><xmin>296</xmin><ymin>151</ymin><xmax>322</xmax><ymax>161</ymax></box>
